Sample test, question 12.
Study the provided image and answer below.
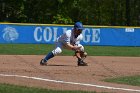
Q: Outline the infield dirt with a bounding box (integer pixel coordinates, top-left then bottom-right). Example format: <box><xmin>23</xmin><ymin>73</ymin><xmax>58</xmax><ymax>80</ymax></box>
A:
<box><xmin>0</xmin><ymin>55</ymin><xmax>140</xmax><ymax>93</ymax></box>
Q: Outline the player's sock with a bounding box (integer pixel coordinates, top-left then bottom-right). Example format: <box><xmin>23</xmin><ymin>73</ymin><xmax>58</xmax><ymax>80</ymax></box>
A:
<box><xmin>44</xmin><ymin>52</ymin><xmax>54</xmax><ymax>62</ymax></box>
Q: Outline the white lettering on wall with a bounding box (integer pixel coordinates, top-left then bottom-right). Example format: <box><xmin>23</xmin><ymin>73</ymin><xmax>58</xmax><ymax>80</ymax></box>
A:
<box><xmin>34</xmin><ymin>27</ymin><xmax>58</xmax><ymax>42</ymax></box>
<box><xmin>53</xmin><ymin>27</ymin><xmax>58</xmax><ymax>41</ymax></box>
<box><xmin>125</xmin><ymin>28</ymin><xmax>134</xmax><ymax>32</ymax></box>
<box><xmin>92</xmin><ymin>29</ymin><xmax>100</xmax><ymax>43</ymax></box>
<box><xmin>83</xmin><ymin>28</ymin><xmax>100</xmax><ymax>43</ymax></box>
<box><xmin>34</xmin><ymin>27</ymin><xmax>100</xmax><ymax>44</ymax></box>
<box><xmin>44</xmin><ymin>27</ymin><xmax>52</xmax><ymax>42</ymax></box>
<box><xmin>83</xmin><ymin>28</ymin><xmax>90</xmax><ymax>43</ymax></box>
<box><xmin>34</xmin><ymin>27</ymin><xmax>42</xmax><ymax>42</ymax></box>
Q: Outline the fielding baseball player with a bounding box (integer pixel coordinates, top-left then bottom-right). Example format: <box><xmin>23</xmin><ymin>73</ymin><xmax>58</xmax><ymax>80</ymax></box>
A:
<box><xmin>40</xmin><ymin>22</ymin><xmax>88</xmax><ymax>66</ymax></box>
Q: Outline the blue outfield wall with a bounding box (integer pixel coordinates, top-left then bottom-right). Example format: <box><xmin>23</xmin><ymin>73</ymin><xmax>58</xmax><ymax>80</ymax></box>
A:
<box><xmin>0</xmin><ymin>23</ymin><xmax>140</xmax><ymax>46</ymax></box>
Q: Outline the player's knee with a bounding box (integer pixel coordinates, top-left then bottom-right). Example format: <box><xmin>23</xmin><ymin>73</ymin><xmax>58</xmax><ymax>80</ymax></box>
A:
<box><xmin>57</xmin><ymin>48</ymin><xmax>62</xmax><ymax>54</ymax></box>
<box><xmin>77</xmin><ymin>44</ymin><xmax>84</xmax><ymax>52</ymax></box>
<box><xmin>52</xmin><ymin>47</ymin><xmax>62</xmax><ymax>56</ymax></box>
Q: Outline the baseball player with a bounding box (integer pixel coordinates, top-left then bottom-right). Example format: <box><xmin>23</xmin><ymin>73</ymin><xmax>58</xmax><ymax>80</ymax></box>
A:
<box><xmin>40</xmin><ymin>22</ymin><xmax>88</xmax><ymax>66</ymax></box>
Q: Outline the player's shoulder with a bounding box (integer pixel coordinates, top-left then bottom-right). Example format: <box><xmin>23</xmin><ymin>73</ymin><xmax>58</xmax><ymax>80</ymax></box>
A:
<box><xmin>78</xmin><ymin>34</ymin><xmax>83</xmax><ymax>40</ymax></box>
<box><xmin>65</xmin><ymin>29</ymin><xmax>72</xmax><ymax>36</ymax></box>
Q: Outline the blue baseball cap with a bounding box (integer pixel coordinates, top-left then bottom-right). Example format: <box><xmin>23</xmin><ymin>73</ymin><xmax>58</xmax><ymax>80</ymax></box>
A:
<box><xmin>74</xmin><ymin>22</ymin><xmax>84</xmax><ymax>30</ymax></box>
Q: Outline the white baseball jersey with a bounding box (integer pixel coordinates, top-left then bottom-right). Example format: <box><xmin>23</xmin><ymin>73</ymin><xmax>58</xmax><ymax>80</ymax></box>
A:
<box><xmin>52</xmin><ymin>29</ymin><xmax>84</xmax><ymax>55</ymax></box>
<box><xmin>57</xmin><ymin>29</ymin><xmax>83</xmax><ymax>45</ymax></box>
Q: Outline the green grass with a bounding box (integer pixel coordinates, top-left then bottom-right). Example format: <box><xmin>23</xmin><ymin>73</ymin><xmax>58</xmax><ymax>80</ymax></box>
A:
<box><xmin>104</xmin><ymin>75</ymin><xmax>140</xmax><ymax>86</ymax></box>
<box><xmin>0</xmin><ymin>83</ymin><xmax>104</xmax><ymax>93</ymax></box>
<box><xmin>87</xmin><ymin>45</ymin><xmax>140</xmax><ymax>56</ymax></box>
<box><xmin>1</xmin><ymin>44</ymin><xmax>140</xmax><ymax>56</ymax></box>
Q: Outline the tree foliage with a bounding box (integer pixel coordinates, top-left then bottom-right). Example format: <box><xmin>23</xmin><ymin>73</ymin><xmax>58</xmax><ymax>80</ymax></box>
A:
<box><xmin>0</xmin><ymin>0</ymin><xmax>139</xmax><ymax>26</ymax></box>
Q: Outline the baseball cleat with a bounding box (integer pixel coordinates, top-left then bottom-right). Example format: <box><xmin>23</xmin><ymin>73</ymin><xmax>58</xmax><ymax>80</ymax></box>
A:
<box><xmin>77</xmin><ymin>61</ymin><xmax>88</xmax><ymax>66</ymax></box>
<box><xmin>40</xmin><ymin>59</ymin><xmax>47</xmax><ymax>66</ymax></box>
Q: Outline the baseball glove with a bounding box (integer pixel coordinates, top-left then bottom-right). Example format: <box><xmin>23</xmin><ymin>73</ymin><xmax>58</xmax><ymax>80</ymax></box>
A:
<box><xmin>74</xmin><ymin>51</ymin><xmax>88</xmax><ymax>66</ymax></box>
<box><xmin>74</xmin><ymin>51</ymin><xmax>87</xmax><ymax>60</ymax></box>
